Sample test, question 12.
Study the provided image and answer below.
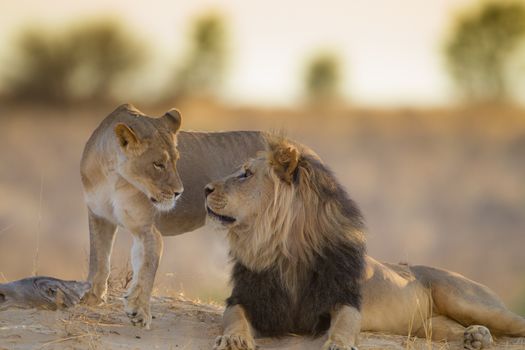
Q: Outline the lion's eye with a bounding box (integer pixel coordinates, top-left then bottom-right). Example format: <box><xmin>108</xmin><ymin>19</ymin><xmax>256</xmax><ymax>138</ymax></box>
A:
<box><xmin>239</xmin><ymin>169</ymin><xmax>253</xmax><ymax>179</ymax></box>
<box><xmin>153</xmin><ymin>162</ymin><xmax>166</xmax><ymax>170</ymax></box>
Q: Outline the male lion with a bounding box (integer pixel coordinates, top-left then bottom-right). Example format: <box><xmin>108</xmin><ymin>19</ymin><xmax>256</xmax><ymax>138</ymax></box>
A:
<box><xmin>205</xmin><ymin>137</ymin><xmax>525</xmax><ymax>350</ymax></box>
<box><xmin>81</xmin><ymin>104</ymin><xmax>266</xmax><ymax>328</ymax></box>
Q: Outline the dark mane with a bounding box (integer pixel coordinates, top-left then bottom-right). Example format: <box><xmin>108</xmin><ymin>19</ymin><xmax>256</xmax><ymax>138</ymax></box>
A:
<box><xmin>227</xmin><ymin>138</ymin><xmax>366</xmax><ymax>337</ymax></box>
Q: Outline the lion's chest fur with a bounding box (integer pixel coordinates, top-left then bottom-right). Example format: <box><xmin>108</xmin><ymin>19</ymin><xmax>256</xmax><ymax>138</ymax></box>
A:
<box><xmin>227</xmin><ymin>241</ymin><xmax>365</xmax><ymax>337</ymax></box>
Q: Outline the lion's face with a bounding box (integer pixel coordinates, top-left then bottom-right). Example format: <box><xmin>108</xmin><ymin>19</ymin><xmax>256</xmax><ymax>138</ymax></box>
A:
<box><xmin>205</xmin><ymin>156</ymin><xmax>273</xmax><ymax>229</ymax></box>
<box><xmin>205</xmin><ymin>142</ymin><xmax>299</xmax><ymax>231</ymax></box>
<box><xmin>115</xmin><ymin>110</ymin><xmax>184</xmax><ymax>212</ymax></box>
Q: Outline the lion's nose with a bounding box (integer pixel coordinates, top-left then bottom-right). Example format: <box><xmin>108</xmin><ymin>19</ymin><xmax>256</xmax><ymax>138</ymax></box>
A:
<box><xmin>204</xmin><ymin>184</ymin><xmax>214</xmax><ymax>197</ymax></box>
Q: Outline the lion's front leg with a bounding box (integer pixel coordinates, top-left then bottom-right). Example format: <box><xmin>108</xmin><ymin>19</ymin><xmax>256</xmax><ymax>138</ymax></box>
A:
<box><xmin>124</xmin><ymin>226</ymin><xmax>163</xmax><ymax>329</ymax></box>
<box><xmin>214</xmin><ymin>304</ymin><xmax>256</xmax><ymax>350</ymax></box>
<box><xmin>322</xmin><ymin>305</ymin><xmax>361</xmax><ymax>350</ymax></box>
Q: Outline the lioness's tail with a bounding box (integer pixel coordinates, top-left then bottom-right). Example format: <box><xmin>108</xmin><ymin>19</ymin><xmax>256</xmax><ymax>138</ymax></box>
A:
<box><xmin>411</xmin><ymin>265</ymin><xmax>525</xmax><ymax>337</ymax></box>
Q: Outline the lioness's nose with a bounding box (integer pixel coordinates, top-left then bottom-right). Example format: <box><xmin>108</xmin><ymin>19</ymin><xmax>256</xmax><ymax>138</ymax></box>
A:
<box><xmin>204</xmin><ymin>184</ymin><xmax>214</xmax><ymax>197</ymax></box>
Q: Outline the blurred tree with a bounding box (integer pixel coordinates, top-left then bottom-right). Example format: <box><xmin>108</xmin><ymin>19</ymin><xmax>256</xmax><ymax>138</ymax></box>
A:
<box><xmin>68</xmin><ymin>20</ymin><xmax>145</xmax><ymax>101</ymax></box>
<box><xmin>7</xmin><ymin>28</ymin><xmax>76</xmax><ymax>102</ymax></box>
<box><xmin>171</xmin><ymin>13</ymin><xmax>228</xmax><ymax>99</ymax></box>
<box><xmin>304</xmin><ymin>52</ymin><xmax>342</xmax><ymax>104</ymax></box>
<box><xmin>445</xmin><ymin>1</ymin><xmax>525</xmax><ymax>103</ymax></box>
<box><xmin>6</xmin><ymin>20</ymin><xmax>144</xmax><ymax>103</ymax></box>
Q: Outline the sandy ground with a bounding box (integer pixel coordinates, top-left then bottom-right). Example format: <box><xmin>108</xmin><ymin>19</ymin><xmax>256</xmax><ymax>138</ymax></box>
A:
<box><xmin>1</xmin><ymin>293</ymin><xmax>524</xmax><ymax>350</ymax></box>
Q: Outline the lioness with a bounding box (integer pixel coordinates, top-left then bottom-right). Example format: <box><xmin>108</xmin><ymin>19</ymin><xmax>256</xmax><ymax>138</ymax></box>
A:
<box><xmin>205</xmin><ymin>137</ymin><xmax>525</xmax><ymax>350</ymax></box>
<box><xmin>81</xmin><ymin>104</ymin><xmax>266</xmax><ymax>328</ymax></box>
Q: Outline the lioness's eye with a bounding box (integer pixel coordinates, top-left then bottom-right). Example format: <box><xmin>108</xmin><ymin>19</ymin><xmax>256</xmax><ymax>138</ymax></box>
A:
<box><xmin>239</xmin><ymin>169</ymin><xmax>253</xmax><ymax>179</ymax></box>
<box><xmin>153</xmin><ymin>162</ymin><xmax>165</xmax><ymax>170</ymax></box>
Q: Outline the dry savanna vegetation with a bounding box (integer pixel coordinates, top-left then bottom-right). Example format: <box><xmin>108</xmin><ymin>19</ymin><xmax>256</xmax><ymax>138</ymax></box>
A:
<box><xmin>0</xmin><ymin>101</ymin><xmax>524</xmax><ymax>349</ymax></box>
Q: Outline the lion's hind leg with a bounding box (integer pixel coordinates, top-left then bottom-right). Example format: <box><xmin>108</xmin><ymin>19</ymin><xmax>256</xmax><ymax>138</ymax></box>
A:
<box><xmin>412</xmin><ymin>265</ymin><xmax>525</xmax><ymax>338</ymax></box>
<box><xmin>463</xmin><ymin>325</ymin><xmax>494</xmax><ymax>350</ymax></box>
<box><xmin>416</xmin><ymin>316</ymin><xmax>493</xmax><ymax>349</ymax></box>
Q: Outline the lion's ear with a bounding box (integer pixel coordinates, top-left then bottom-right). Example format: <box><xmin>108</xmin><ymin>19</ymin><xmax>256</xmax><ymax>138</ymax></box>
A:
<box><xmin>114</xmin><ymin>123</ymin><xmax>140</xmax><ymax>152</ymax></box>
<box><xmin>271</xmin><ymin>144</ymin><xmax>299</xmax><ymax>184</ymax></box>
<box><xmin>162</xmin><ymin>108</ymin><xmax>182</xmax><ymax>133</ymax></box>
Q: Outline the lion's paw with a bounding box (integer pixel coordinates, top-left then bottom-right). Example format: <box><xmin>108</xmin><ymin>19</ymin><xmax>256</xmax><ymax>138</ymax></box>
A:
<box><xmin>322</xmin><ymin>340</ymin><xmax>358</xmax><ymax>350</ymax></box>
<box><xmin>213</xmin><ymin>334</ymin><xmax>256</xmax><ymax>350</ymax></box>
<box><xmin>464</xmin><ymin>325</ymin><xmax>493</xmax><ymax>350</ymax></box>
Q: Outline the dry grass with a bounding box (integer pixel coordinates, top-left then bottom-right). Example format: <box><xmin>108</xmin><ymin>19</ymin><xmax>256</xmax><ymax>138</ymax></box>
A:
<box><xmin>31</xmin><ymin>175</ymin><xmax>44</xmax><ymax>277</ymax></box>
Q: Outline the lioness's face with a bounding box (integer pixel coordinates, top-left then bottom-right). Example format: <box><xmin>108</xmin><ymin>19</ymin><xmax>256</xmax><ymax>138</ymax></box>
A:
<box><xmin>205</xmin><ymin>156</ymin><xmax>271</xmax><ymax>229</ymax></box>
<box><xmin>115</xmin><ymin>110</ymin><xmax>184</xmax><ymax>212</ymax></box>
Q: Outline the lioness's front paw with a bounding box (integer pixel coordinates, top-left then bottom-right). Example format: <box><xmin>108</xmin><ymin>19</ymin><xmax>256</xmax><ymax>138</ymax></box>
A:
<box><xmin>124</xmin><ymin>297</ymin><xmax>152</xmax><ymax>329</ymax></box>
<box><xmin>464</xmin><ymin>325</ymin><xmax>493</xmax><ymax>350</ymax></box>
<box><xmin>125</xmin><ymin>304</ymin><xmax>152</xmax><ymax>328</ymax></box>
<box><xmin>213</xmin><ymin>334</ymin><xmax>256</xmax><ymax>350</ymax></box>
<box><xmin>322</xmin><ymin>340</ymin><xmax>358</xmax><ymax>350</ymax></box>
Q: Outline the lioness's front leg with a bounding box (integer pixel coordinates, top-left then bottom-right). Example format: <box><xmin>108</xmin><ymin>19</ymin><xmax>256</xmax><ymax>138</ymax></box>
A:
<box><xmin>85</xmin><ymin>210</ymin><xmax>117</xmax><ymax>305</ymax></box>
<box><xmin>124</xmin><ymin>225</ymin><xmax>163</xmax><ymax>329</ymax></box>
<box><xmin>322</xmin><ymin>305</ymin><xmax>361</xmax><ymax>350</ymax></box>
<box><xmin>214</xmin><ymin>305</ymin><xmax>256</xmax><ymax>350</ymax></box>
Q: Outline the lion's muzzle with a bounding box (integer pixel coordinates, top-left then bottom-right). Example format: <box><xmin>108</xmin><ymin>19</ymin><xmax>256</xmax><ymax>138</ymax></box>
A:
<box><xmin>204</xmin><ymin>183</ymin><xmax>236</xmax><ymax>225</ymax></box>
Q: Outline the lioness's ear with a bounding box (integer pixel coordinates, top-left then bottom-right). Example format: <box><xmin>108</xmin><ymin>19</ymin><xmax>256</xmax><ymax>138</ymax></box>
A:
<box><xmin>114</xmin><ymin>123</ymin><xmax>140</xmax><ymax>151</ymax></box>
<box><xmin>271</xmin><ymin>144</ymin><xmax>299</xmax><ymax>184</ymax></box>
<box><xmin>162</xmin><ymin>108</ymin><xmax>182</xmax><ymax>133</ymax></box>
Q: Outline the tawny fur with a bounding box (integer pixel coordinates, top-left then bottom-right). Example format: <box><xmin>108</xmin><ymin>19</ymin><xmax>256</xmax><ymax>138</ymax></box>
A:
<box><xmin>81</xmin><ymin>104</ymin><xmax>266</xmax><ymax>328</ymax></box>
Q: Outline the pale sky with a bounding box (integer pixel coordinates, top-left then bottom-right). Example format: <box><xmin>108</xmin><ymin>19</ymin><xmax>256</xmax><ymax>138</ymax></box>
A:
<box><xmin>1</xmin><ymin>0</ymin><xmax>477</xmax><ymax>106</ymax></box>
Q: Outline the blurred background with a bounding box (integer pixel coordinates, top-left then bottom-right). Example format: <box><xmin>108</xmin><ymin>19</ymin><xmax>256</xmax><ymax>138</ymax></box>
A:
<box><xmin>0</xmin><ymin>0</ymin><xmax>524</xmax><ymax>314</ymax></box>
